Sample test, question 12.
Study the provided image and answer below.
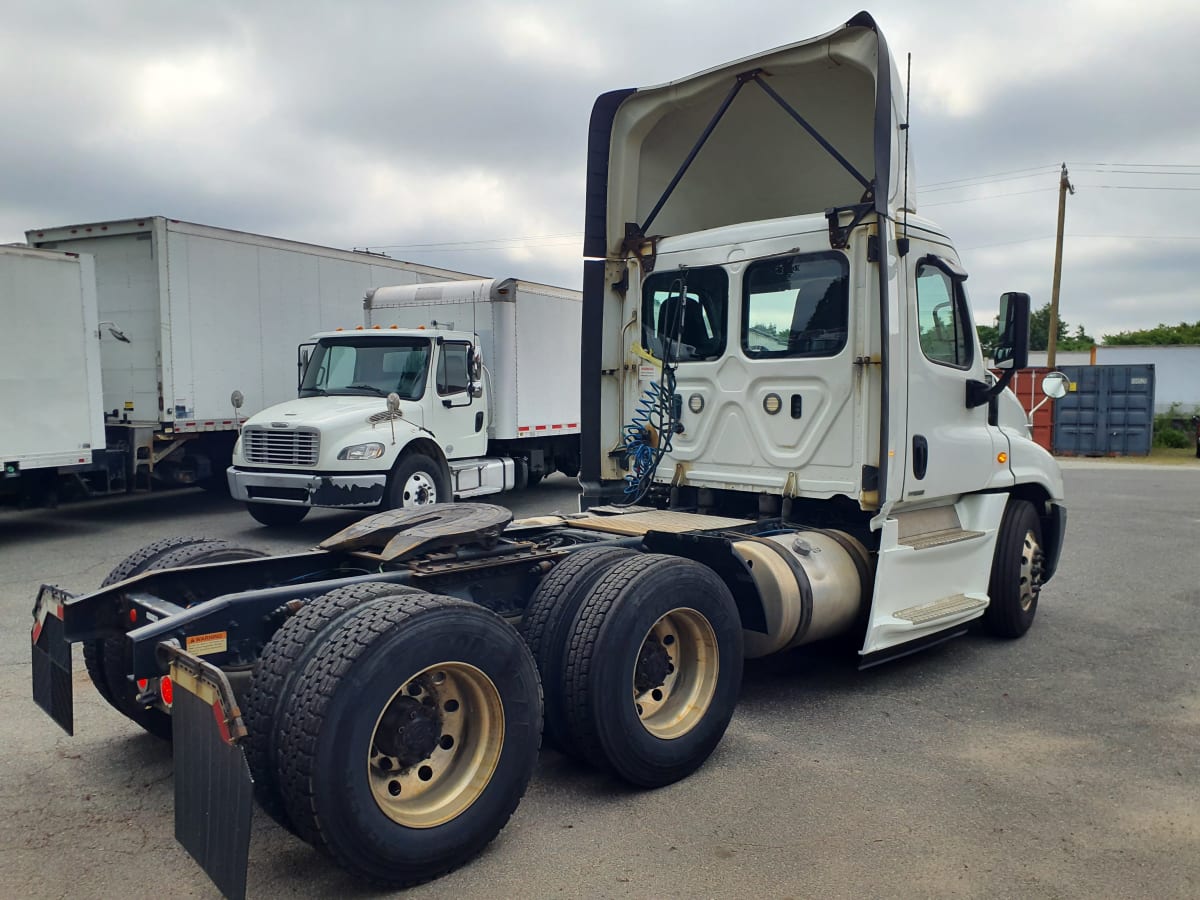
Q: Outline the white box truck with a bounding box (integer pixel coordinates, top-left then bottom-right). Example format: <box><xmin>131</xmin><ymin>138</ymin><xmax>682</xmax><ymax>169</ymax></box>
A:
<box><xmin>226</xmin><ymin>277</ymin><xmax>582</xmax><ymax>525</ymax></box>
<box><xmin>19</xmin><ymin>217</ymin><xmax>476</xmax><ymax>501</ymax></box>
<box><xmin>33</xmin><ymin>13</ymin><xmax>1068</xmax><ymax>898</ymax></box>
<box><xmin>0</xmin><ymin>245</ymin><xmax>105</xmax><ymax>504</ymax></box>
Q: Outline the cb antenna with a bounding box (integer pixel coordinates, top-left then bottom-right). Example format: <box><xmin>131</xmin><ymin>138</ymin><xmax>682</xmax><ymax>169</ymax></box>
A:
<box><xmin>899</xmin><ymin>52</ymin><xmax>912</xmax><ymax>257</ymax></box>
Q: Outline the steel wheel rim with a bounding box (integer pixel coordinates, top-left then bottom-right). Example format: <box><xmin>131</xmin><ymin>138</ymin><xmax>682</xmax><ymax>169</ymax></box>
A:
<box><xmin>632</xmin><ymin>607</ymin><xmax>719</xmax><ymax>740</ymax></box>
<box><xmin>368</xmin><ymin>662</ymin><xmax>504</xmax><ymax>828</ymax></box>
<box><xmin>1018</xmin><ymin>529</ymin><xmax>1044</xmax><ymax>612</ymax></box>
<box><xmin>402</xmin><ymin>471</ymin><xmax>437</xmax><ymax>505</ymax></box>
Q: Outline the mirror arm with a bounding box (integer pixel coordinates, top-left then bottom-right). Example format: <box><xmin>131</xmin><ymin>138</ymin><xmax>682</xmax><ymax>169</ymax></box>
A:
<box><xmin>966</xmin><ymin>368</ymin><xmax>1016</xmax><ymax>409</ymax></box>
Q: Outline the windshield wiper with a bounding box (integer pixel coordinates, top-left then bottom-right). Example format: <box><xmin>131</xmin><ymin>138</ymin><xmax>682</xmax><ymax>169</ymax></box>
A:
<box><xmin>344</xmin><ymin>384</ymin><xmax>388</xmax><ymax>396</ymax></box>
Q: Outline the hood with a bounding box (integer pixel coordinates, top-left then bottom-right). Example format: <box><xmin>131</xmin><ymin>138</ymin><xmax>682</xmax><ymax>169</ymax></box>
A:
<box><xmin>243</xmin><ymin>395</ymin><xmax>426</xmax><ymax>431</ymax></box>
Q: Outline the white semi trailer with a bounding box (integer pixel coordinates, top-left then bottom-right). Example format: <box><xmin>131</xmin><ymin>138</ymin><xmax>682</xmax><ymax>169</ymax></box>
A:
<box><xmin>16</xmin><ymin>217</ymin><xmax>475</xmax><ymax>502</ymax></box>
<box><xmin>32</xmin><ymin>13</ymin><xmax>1067</xmax><ymax>899</ymax></box>
<box><xmin>226</xmin><ymin>277</ymin><xmax>582</xmax><ymax>525</ymax></box>
<box><xmin>0</xmin><ymin>245</ymin><xmax>104</xmax><ymax>504</ymax></box>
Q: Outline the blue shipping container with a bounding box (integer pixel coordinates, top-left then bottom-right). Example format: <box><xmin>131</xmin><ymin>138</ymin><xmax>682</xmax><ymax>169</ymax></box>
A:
<box><xmin>1053</xmin><ymin>364</ymin><xmax>1155</xmax><ymax>456</ymax></box>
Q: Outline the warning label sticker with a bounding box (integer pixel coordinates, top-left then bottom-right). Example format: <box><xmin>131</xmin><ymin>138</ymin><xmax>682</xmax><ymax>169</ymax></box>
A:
<box><xmin>186</xmin><ymin>631</ymin><xmax>228</xmax><ymax>656</ymax></box>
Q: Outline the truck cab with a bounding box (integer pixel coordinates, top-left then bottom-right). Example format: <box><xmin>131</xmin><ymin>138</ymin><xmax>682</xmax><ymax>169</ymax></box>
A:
<box><xmin>579</xmin><ymin>11</ymin><xmax>1066</xmax><ymax>659</ymax></box>
<box><xmin>228</xmin><ymin>326</ymin><xmax>491</xmax><ymax>526</ymax></box>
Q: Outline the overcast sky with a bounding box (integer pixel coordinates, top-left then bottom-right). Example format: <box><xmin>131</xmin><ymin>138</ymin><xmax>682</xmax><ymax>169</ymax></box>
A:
<box><xmin>2</xmin><ymin>1</ymin><xmax>1197</xmax><ymax>339</ymax></box>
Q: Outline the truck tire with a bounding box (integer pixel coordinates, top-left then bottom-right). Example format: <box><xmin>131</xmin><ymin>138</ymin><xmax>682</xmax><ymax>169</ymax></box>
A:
<box><xmin>247</xmin><ymin>502</ymin><xmax>310</xmax><ymax>527</ymax></box>
<box><xmin>561</xmin><ymin>554</ymin><xmax>743</xmax><ymax>788</ymax></box>
<box><xmin>386</xmin><ymin>453</ymin><xmax>451</xmax><ymax>509</ymax></box>
<box><xmin>101</xmin><ymin>540</ymin><xmax>266</xmax><ymax>739</ymax></box>
<box><xmin>519</xmin><ymin>545</ymin><xmax>639</xmax><ymax>754</ymax></box>
<box><xmin>84</xmin><ymin>537</ymin><xmax>228</xmax><ymax>711</ymax></box>
<box><xmin>243</xmin><ymin>581</ymin><xmax>425</xmax><ymax>831</ymax></box>
<box><xmin>275</xmin><ymin>594</ymin><xmax>542</xmax><ymax>887</ymax></box>
<box><xmin>983</xmin><ymin>499</ymin><xmax>1045</xmax><ymax>638</ymax></box>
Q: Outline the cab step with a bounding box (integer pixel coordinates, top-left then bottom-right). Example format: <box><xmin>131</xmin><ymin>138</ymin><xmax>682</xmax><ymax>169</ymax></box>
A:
<box><xmin>900</xmin><ymin>527</ymin><xmax>985</xmax><ymax>550</ymax></box>
<box><xmin>893</xmin><ymin>592</ymin><xmax>987</xmax><ymax>625</ymax></box>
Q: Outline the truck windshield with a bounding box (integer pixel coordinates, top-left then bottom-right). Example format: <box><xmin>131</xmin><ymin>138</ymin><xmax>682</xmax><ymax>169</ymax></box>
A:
<box><xmin>300</xmin><ymin>338</ymin><xmax>431</xmax><ymax>399</ymax></box>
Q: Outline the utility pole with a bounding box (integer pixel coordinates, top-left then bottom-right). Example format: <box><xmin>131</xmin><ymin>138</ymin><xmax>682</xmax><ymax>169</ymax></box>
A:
<box><xmin>1047</xmin><ymin>162</ymin><xmax>1075</xmax><ymax>368</ymax></box>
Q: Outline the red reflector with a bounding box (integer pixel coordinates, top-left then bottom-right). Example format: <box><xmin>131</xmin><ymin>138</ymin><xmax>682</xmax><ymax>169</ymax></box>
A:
<box><xmin>136</xmin><ymin>678</ymin><xmax>149</xmax><ymax>691</ymax></box>
<box><xmin>129</xmin><ymin>608</ymin><xmax>138</xmax><ymax>624</ymax></box>
<box><xmin>159</xmin><ymin>675</ymin><xmax>174</xmax><ymax>707</ymax></box>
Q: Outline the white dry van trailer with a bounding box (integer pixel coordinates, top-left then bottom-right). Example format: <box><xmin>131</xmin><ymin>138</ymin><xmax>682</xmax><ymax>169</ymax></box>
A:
<box><xmin>31</xmin><ymin>13</ymin><xmax>1067</xmax><ymax>900</ymax></box>
<box><xmin>16</xmin><ymin>217</ymin><xmax>475</xmax><ymax>503</ymax></box>
<box><xmin>226</xmin><ymin>277</ymin><xmax>582</xmax><ymax>526</ymax></box>
<box><xmin>0</xmin><ymin>245</ymin><xmax>105</xmax><ymax>502</ymax></box>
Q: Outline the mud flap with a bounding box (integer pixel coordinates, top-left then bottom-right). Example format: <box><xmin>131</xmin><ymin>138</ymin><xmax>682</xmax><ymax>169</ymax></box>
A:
<box><xmin>167</xmin><ymin>646</ymin><xmax>254</xmax><ymax>900</ymax></box>
<box><xmin>31</xmin><ymin>584</ymin><xmax>75</xmax><ymax>735</ymax></box>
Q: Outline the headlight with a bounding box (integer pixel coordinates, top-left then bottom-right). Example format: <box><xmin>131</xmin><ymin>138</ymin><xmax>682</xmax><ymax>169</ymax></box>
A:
<box><xmin>337</xmin><ymin>442</ymin><xmax>385</xmax><ymax>460</ymax></box>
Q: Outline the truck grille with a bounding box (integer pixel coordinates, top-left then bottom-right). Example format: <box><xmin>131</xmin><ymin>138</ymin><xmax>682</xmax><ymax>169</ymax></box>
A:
<box><xmin>242</xmin><ymin>427</ymin><xmax>319</xmax><ymax>466</ymax></box>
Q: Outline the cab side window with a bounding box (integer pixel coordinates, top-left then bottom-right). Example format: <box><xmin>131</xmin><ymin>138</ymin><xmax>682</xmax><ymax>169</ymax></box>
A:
<box><xmin>915</xmin><ymin>262</ymin><xmax>973</xmax><ymax>368</ymax></box>
<box><xmin>437</xmin><ymin>342</ymin><xmax>471</xmax><ymax>395</ymax></box>
<box><xmin>742</xmin><ymin>252</ymin><xmax>848</xmax><ymax>358</ymax></box>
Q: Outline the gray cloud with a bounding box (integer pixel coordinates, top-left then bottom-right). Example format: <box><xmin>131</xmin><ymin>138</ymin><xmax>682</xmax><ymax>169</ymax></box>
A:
<box><xmin>2</xmin><ymin>1</ymin><xmax>1197</xmax><ymax>337</ymax></box>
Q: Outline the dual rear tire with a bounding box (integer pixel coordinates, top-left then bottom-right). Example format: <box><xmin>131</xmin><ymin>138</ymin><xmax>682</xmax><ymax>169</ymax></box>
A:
<box><xmin>247</xmin><ymin>586</ymin><xmax>542</xmax><ymax>888</ymax></box>
<box><xmin>523</xmin><ymin>550</ymin><xmax>744</xmax><ymax>788</ymax></box>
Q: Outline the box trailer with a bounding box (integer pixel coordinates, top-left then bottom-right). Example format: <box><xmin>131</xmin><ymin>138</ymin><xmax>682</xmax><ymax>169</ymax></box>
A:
<box><xmin>0</xmin><ymin>245</ymin><xmax>105</xmax><ymax>503</ymax></box>
<box><xmin>226</xmin><ymin>277</ymin><xmax>582</xmax><ymax>525</ymax></box>
<box><xmin>18</xmin><ymin>217</ymin><xmax>476</xmax><ymax>500</ymax></box>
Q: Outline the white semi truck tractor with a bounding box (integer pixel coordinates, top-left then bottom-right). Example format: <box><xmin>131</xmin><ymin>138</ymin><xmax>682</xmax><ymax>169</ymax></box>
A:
<box><xmin>226</xmin><ymin>277</ymin><xmax>582</xmax><ymax>525</ymax></box>
<box><xmin>32</xmin><ymin>13</ymin><xmax>1065</xmax><ymax>899</ymax></box>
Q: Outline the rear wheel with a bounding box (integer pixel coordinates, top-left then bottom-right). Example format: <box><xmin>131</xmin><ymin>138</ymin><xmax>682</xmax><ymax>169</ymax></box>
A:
<box><xmin>243</xmin><ymin>581</ymin><xmax>424</xmax><ymax>830</ymax></box>
<box><xmin>247</xmin><ymin>502</ymin><xmax>310</xmax><ymax>527</ymax></box>
<box><xmin>519</xmin><ymin>545</ymin><xmax>639</xmax><ymax>754</ymax></box>
<box><xmin>85</xmin><ymin>537</ymin><xmax>229</xmax><ymax>712</ymax></box>
<box><xmin>983</xmin><ymin>499</ymin><xmax>1044</xmax><ymax>638</ymax></box>
<box><xmin>275</xmin><ymin>594</ymin><xmax>542</xmax><ymax>887</ymax></box>
<box><xmin>100</xmin><ymin>540</ymin><xmax>266</xmax><ymax>739</ymax></box>
<box><xmin>561</xmin><ymin>554</ymin><xmax>743</xmax><ymax>787</ymax></box>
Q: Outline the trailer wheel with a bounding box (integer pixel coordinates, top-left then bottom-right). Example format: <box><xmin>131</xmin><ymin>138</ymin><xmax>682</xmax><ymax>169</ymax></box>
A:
<box><xmin>386</xmin><ymin>453</ymin><xmax>451</xmax><ymax>509</ymax></box>
<box><xmin>243</xmin><ymin>581</ymin><xmax>424</xmax><ymax>831</ymax></box>
<box><xmin>983</xmin><ymin>499</ymin><xmax>1045</xmax><ymax>638</ymax></box>
<box><xmin>519</xmin><ymin>545</ymin><xmax>639</xmax><ymax>754</ymax></box>
<box><xmin>247</xmin><ymin>502</ymin><xmax>310</xmax><ymax>527</ymax></box>
<box><xmin>561</xmin><ymin>554</ymin><xmax>742</xmax><ymax>788</ymax></box>
<box><xmin>101</xmin><ymin>540</ymin><xmax>266</xmax><ymax>739</ymax></box>
<box><xmin>84</xmin><ymin>537</ymin><xmax>230</xmax><ymax>712</ymax></box>
<box><xmin>275</xmin><ymin>594</ymin><xmax>541</xmax><ymax>887</ymax></box>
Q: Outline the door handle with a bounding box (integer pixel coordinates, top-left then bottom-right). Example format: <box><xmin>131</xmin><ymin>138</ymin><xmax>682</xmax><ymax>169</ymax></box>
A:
<box><xmin>912</xmin><ymin>434</ymin><xmax>928</xmax><ymax>480</ymax></box>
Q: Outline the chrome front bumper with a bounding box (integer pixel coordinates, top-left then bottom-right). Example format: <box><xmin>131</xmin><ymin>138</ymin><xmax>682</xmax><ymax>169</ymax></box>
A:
<box><xmin>226</xmin><ymin>466</ymin><xmax>387</xmax><ymax>508</ymax></box>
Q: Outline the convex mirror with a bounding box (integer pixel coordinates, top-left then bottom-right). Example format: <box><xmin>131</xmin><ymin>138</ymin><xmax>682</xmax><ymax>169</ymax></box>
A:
<box><xmin>1041</xmin><ymin>371</ymin><xmax>1069</xmax><ymax>400</ymax></box>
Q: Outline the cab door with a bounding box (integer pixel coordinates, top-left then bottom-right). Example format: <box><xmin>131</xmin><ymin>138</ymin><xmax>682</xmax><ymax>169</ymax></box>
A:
<box><xmin>901</xmin><ymin>247</ymin><xmax>1008</xmax><ymax>502</ymax></box>
<box><xmin>425</xmin><ymin>339</ymin><xmax>488</xmax><ymax>459</ymax></box>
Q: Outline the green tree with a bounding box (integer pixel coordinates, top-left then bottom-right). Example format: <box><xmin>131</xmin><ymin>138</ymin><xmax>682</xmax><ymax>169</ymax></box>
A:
<box><xmin>1029</xmin><ymin>303</ymin><xmax>1094</xmax><ymax>352</ymax></box>
<box><xmin>1103</xmin><ymin>320</ymin><xmax>1200</xmax><ymax>345</ymax></box>
<box><xmin>976</xmin><ymin>322</ymin><xmax>1000</xmax><ymax>358</ymax></box>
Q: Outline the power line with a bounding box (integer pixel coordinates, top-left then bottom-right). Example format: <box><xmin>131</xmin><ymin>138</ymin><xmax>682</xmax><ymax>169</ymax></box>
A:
<box><xmin>922</xmin><ymin>187</ymin><xmax>1057</xmax><ymax>208</ymax></box>
<box><xmin>918</xmin><ymin>164</ymin><xmax>1058</xmax><ymax>191</ymax></box>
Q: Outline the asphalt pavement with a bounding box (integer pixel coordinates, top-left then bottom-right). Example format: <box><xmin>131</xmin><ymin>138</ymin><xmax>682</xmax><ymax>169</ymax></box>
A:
<box><xmin>1</xmin><ymin>468</ymin><xmax>1197</xmax><ymax>899</ymax></box>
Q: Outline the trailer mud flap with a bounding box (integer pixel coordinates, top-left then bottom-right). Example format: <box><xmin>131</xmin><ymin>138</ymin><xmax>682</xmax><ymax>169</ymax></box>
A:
<box><xmin>167</xmin><ymin>646</ymin><xmax>253</xmax><ymax>900</ymax></box>
<box><xmin>31</xmin><ymin>584</ymin><xmax>75</xmax><ymax>735</ymax></box>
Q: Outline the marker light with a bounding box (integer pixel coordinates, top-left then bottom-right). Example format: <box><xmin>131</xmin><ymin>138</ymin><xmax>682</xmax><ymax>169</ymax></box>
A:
<box><xmin>763</xmin><ymin>393</ymin><xmax>782</xmax><ymax>415</ymax></box>
<box><xmin>997</xmin><ymin>452</ymin><xmax>1008</xmax><ymax>464</ymax></box>
<box><xmin>688</xmin><ymin>394</ymin><xmax>704</xmax><ymax>414</ymax></box>
<box><xmin>159</xmin><ymin>675</ymin><xmax>174</xmax><ymax>707</ymax></box>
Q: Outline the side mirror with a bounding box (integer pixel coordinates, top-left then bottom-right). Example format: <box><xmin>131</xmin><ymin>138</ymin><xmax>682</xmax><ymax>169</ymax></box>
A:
<box><xmin>386</xmin><ymin>392</ymin><xmax>401</xmax><ymax>414</ymax></box>
<box><xmin>468</xmin><ymin>346</ymin><xmax>484</xmax><ymax>399</ymax></box>
<box><xmin>1041</xmin><ymin>371</ymin><xmax>1069</xmax><ymax>400</ymax></box>
<box><xmin>230</xmin><ymin>390</ymin><xmax>244</xmax><ymax>410</ymax></box>
<box><xmin>993</xmin><ymin>292</ymin><xmax>1030</xmax><ymax>370</ymax></box>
